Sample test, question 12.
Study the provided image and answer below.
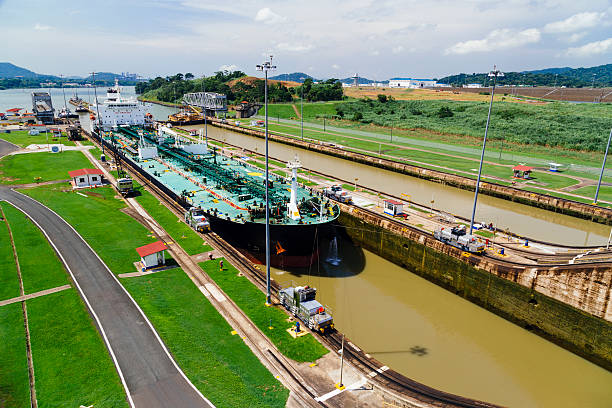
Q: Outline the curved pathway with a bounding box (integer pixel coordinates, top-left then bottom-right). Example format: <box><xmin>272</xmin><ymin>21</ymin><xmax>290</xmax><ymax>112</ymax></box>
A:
<box><xmin>0</xmin><ymin>187</ymin><xmax>213</xmax><ymax>408</ymax></box>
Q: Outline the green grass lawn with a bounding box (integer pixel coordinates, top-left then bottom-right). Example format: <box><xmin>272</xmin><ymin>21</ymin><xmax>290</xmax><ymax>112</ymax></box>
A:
<box><xmin>259</xmin><ymin>102</ymin><xmax>338</xmax><ymax>120</ymax></box>
<box><xmin>133</xmin><ymin>183</ymin><xmax>212</xmax><ymax>255</ymax></box>
<box><xmin>570</xmin><ymin>185</ymin><xmax>612</xmax><ymax>204</ymax></box>
<box><xmin>0</xmin><ymin>151</ymin><xmax>91</xmax><ymax>185</ymax></box>
<box><xmin>27</xmin><ymin>289</ymin><xmax>129</xmax><ymax>408</ymax></box>
<box><xmin>200</xmin><ymin>259</ymin><xmax>328</xmax><ymax>363</ymax></box>
<box><xmin>121</xmin><ymin>268</ymin><xmax>289</xmax><ymax>408</ymax></box>
<box><xmin>21</xmin><ymin>184</ymin><xmax>156</xmax><ymax>275</ymax></box>
<box><xmin>0</xmin><ymin>303</ymin><xmax>30</xmax><ymax>408</ymax></box>
<box><xmin>0</xmin><ymin>203</ymin><xmax>69</xmax><ymax>294</ymax></box>
<box><xmin>0</xmin><ymin>130</ymin><xmax>75</xmax><ymax>148</ymax></box>
<box><xmin>0</xmin><ymin>213</ymin><xmax>20</xmax><ymax>301</ymax></box>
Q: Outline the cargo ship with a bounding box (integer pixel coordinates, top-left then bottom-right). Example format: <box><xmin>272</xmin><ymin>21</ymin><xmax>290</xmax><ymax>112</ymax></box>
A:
<box><xmin>95</xmin><ymin>124</ymin><xmax>340</xmax><ymax>267</ymax></box>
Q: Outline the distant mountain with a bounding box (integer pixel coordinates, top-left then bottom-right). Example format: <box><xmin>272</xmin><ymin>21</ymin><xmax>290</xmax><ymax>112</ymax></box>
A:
<box><xmin>438</xmin><ymin>63</ymin><xmax>612</xmax><ymax>87</ymax></box>
<box><xmin>339</xmin><ymin>76</ymin><xmax>375</xmax><ymax>85</ymax></box>
<box><xmin>522</xmin><ymin>67</ymin><xmax>573</xmax><ymax>75</ymax></box>
<box><xmin>0</xmin><ymin>62</ymin><xmax>53</xmax><ymax>79</ymax></box>
<box><xmin>269</xmin><ymin>72</ymin><xmax>316</xmax><ymax>82</ymax></box>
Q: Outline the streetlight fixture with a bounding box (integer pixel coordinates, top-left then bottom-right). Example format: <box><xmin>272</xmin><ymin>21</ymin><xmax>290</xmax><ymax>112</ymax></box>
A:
<box><xmin>469</xmin><ymin>66</ymin><xmax>503</xmax><ymax>235</ymax></box>
<box><xmin>256</xmin><ymin>55</ymin><xmax>276</xmax><ymax>306</ymax></box>
<box><xmin>594</xmin><ymin>128</ymin><xmax>612</xmax><ymax>204</ymax></box>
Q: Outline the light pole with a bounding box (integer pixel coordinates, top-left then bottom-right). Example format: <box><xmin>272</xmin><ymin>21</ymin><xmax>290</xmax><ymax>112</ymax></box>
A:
<box><xmin>592</xmin><ymin>74</ymin><xmax>596</xmax><ymax>89</ymax></box>
<box><xmin>594</xmin><ymin>128</ymin><xmax>612</xmax><ymax>204</ymax></box>
<box><xmin>91</xmin><ymin>72</ymin><xmax>104</xmax><ymax>158</ymax></box>
<box><xmin>469</xmin><ymin>66</ymin><xmax>503</xmax><ymax>235</ymax></box>
<box><xmin>300</xmin><ymin>77</ymin><xmax>305</xmax><ymax>141</ymax></box>
<box><xmin>256</xmin><ymin>55</ymin><xmax>276</xmax><ymax>306</ymax></box>
<box><xmin>202</xmin><ymin>76</ymin><xmax>208</xmax><ymax>147</ymax></box>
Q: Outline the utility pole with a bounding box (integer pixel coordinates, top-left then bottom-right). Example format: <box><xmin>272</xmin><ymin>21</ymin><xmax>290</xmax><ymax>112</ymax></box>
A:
<box><xmin>91</xmin><ymin>72</ymin><xmax>104</xmax><ymax>158</ymax></box>
<box><xmin>594</xmin><ymin>128</ymin><xmax>612</xmax><ymax>204</ymax></box>
<box><xmin>470</xmin><ymin>66</ymin><xmax>503</xmax><ymax>235</ymax></box>
<box><xmin>300</xmin><ymin>77</ymin><xmax>305</xmax><ymax>141</ymax></box>
<box><xmin>202</xmin><ymin>76</ymin><xmax>208</xmax><ymax>147</ymax></box>
<box><xmin>256</xmin><ymin>56</ymin><xmax>276</xmax><ymax>306</ymax></box>
<box><xmin>338</xmin><ymin>334</ymin><xmax>345</xmax><ymax>389</ymax></box>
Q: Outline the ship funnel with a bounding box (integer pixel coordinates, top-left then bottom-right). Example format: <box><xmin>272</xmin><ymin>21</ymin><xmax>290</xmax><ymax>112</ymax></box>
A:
<box><xmin>286</xmin><ymin>155</ymin><xmax>302</xmax><ymax>220</ymax></box>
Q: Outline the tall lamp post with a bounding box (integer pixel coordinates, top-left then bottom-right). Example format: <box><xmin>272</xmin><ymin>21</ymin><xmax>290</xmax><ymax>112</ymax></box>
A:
<box><xmin>300</xmin><ymin>77</ymin><xmax>305</xmax><ymax>141</ymax></box>
<box><xmin>594</xmin><ymin>128</ymin><xmax>612</xmax><ymax>204</ymax></box>
<box><xmin>469</xmin><ymin>66</ymin><xmax>503</xmax><ymax>235</ymax></box>
<box><xmin>256</xmin><ymin>55</ymin><xmax>276</xmax><ymax>306</ymax></box>
<box><xmin>91</xmin><ymin>72</ymin><xmax>104</xmax><ymax>159</ymax></box>
<box><xmin>202</xmin><ymin>75</ymin><xmax>208</xmax><ymax>146</ymax></box>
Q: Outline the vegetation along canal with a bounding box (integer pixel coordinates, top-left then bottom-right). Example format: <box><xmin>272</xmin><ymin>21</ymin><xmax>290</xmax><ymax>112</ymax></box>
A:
<box><xmin>177</xmin><ymin>124</ymin><xmax>612</xmax><ymax>407</ymax></box>
<box><xmin>188</xmin><ymin>124</ymin><xmax>610</xmax><ymax>246</ymax></box>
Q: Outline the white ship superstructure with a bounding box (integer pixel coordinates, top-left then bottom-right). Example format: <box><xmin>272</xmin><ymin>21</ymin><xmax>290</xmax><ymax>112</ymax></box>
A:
<box><xmin>94</xmin><ymin>79</ymin><xmax>145</xmax><ymax>127</ymax></box>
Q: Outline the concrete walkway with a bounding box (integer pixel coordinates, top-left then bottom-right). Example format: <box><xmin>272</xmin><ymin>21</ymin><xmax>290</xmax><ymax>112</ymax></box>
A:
<box><xmin>0</xmin><ymin>284</ymin><xmax>72</xmax><ymax>306</ymax></box>
<box><xmin>0</xmin><ymin>188</ymin><xmax>213</xmax><ymax>408</ymax></box>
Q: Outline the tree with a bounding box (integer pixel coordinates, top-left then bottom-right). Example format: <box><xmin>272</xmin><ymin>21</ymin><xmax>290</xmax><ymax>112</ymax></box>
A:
<box><xmin>377</xmin><ymin>94</ymin><xmax>388</xmax><ymax>103</ymax></box>
<box><xmin>185</xmin><ymin>73</ymin><xmax>194</xmax><ymax>79</ymax></box>
<box><xmin>436</xmin><ymin>106</ymin><xmax>454</xmax><ymax>118</ymax></box>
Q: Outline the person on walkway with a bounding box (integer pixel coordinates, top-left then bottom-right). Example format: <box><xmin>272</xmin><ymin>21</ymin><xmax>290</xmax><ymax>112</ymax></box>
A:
<box><xmin>219</xmin><ymin>259</ymin><xmax>224</xmax><ymax>271</ymax></box>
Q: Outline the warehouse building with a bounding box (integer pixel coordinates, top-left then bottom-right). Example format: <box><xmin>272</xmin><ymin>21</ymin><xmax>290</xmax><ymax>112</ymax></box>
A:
<box><xmin>389</xmin><ymin>78</ymin><xmax>437</xmax><ymax>88</ymax></box>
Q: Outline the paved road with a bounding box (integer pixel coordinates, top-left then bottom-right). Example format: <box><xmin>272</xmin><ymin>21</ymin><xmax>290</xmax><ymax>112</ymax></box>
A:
<box><xmin>0</xmin><ymin>138</ymin><xmax>19</xmax><ymax>157</ymax></box>
<box><xmin>0</xmin><ymin>188</ymin><xmax>213</xmax><ymax>408</ymax></box>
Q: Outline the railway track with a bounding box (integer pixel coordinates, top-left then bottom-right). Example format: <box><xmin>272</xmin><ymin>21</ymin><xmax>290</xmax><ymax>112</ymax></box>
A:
<box><xmin>88</xmin><ymin>133</ymin><xmax>500</xmax><ymax>408</ymax></box>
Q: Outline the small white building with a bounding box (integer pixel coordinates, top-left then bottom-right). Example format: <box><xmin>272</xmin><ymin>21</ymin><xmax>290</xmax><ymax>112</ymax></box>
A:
<box><xmin>383</xmin><ymin>200</ymin><xmax>404</xmax><ymax>216</ymax></box>
<box><xmin>136</xmin><ymin>241</ymin><xmax>167</xmax><ymax>270</ymax></box>
<box><xmin>463</xmin><ymin>83</ymin><xmax>483</xmax><ymax>88</ymax></box>
<box><xmin>68</xmin><ymin>168</ymin><xmax>103</xmax><ymax>188</ymax></box>
<box><xmin>389</xmin><ymin>78</ymin><xmax>437</xmax><ymax>88</ymax></box>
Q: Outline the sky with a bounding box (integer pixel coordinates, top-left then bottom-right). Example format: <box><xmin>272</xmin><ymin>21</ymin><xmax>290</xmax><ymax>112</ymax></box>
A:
<box><xmin>1</xmin><ymin>0</ymin><xmax>611</xmax><ymax>80</ymax></box>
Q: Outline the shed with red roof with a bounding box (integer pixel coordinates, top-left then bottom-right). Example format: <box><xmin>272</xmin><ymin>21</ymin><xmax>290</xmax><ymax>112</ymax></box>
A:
<box><xmin>136</xmin><ymin>241</ymin><xmax>167</xmax><ymax>269</ymax></box>
<box><xmin>68</xmin><ymin>168</ymin><xmax>103</xmax><ymax>188</ymax></box>
<box><xmin>512</xmin><ymin>165</ymin><xmax>533</xmax><ymax>179</ymax></box>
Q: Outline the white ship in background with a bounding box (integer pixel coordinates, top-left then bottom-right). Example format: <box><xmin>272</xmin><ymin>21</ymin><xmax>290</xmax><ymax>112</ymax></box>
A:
<box><xmin>93</xmin><ymin>79</ymin><xmax>146</xmax><ymax>128</ymax></box>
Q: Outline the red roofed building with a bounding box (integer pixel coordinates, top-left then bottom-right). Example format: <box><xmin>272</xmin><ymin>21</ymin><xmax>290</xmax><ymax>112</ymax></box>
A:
<box><xmin>383</xmin><ymin>199</ymin><xmax>404</xmax><ymax>216</ymax></box>
<box><xmin>136</xmin><ymin>241</ymin><xmax>167</xmax><ymax>269</ymax></box>
<box><xmin>512</xmin><ymin>165</ymin><xmax>533</xmax><ymax>179</ymax></box>
<box><xmin>68</xmin><ymin>168</ymin><xmax>103</xmax><ymax>188</ymax></box>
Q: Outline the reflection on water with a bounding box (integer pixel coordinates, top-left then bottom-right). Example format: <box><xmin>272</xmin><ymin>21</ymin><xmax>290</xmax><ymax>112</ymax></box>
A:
<box><xmin>270</xmin><ymin>229</ymin><xmax>612</xmax><ymax>408</ymax></box>
<box><xmin>193</xmin><ymin>124</ymin><xmax>610</xmax><ymax>246</ymax></box>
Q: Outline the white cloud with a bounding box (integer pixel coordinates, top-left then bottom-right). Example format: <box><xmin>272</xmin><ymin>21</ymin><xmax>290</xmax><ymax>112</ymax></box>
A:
<box><xmin>567</xmin><ymin>32</ymin><xmax>587</xmax><ymax>43</ymax></box>
<box><xmin>331</xmin><ymin>64</ymin><xmax>340</xmax><ymax>69</ymax></box>
<box><xmin>369</xmin><ymin>50</ymin><xmax>380</xmax><ymax>56</ymax></box>
<box><xmin>445</xmin><ymin>28</ymin><xmax>540</xmax><ymax>55</ymax></box>
<box><xmin>566</xmin><ymin>37</ymin><xmax>612</xmax><ymax>57</ymax></box>
<box><xmin>392</xmin><ymin>45</ymin><xmax>404</xmax><ymax>54</ymax></box>
<box><xmin>254</xmin><ymin>8</ymin><xmax>285</xmax><ymax>24</ymax></box>
<box><xmin>276</xmin><ymin>42</ymin><xmax>312</xmax><ymax>52</ymax></box>
<box><xmin>219</xmin><ymin>64</ymin><xmax>238</xmax><ymax>72</ymax></box>
<box><xmin>34</xmin><ymin>23</ymin><xmax>52</xmax><ymax>31</ymax></box>
<box><xmin>543</xmin><ymin>12</ymin><xmax>604</xmax><ymax>33</ymax></box>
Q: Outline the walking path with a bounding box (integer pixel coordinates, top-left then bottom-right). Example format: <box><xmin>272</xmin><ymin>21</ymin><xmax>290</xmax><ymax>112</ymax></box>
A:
<box><xmin>0</xmin><ymin>285</ymin><xmax>72</xmax><ymax>307</ymax></box>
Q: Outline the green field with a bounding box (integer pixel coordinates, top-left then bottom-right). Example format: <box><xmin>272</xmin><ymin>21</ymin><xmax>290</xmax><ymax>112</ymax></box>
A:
<box><xmin>200</xmin><ymin>259</ymin><xmax>329</xmax><ymax>363</ymax></box>
<box><xmin>28</xmin><ymin>289</ymin><xmax>129</xmax><ymax>407</ymax></box>
<box><xmin>0</xmin><ymin>151</ymin><xmax>91</xmax><ymax>185</ymax></box>
<box><xmin>0</xmin><ymin>303</ymin><xmax>30</xmax><ymax>408</ymax></box>
<box><xmin>21</xmin><ymin>184</ymin><xmax>155</xmax><ymax>275</ymax></box>
<box><xmin>0</xmin><ymin>213</ymin><xmax>20</xmax><ymax>300</ymax></box>
<box><xmin>0</xmin><ymin>203</ymin><xmax>69</xmax><ymax>294</ymax></box>
<box><xmin>0</xmin><ymin>130</ymin><xmax>74</xmax><ymax>148</ymax></box>
<box><xmin>258</xmin><ymin>102</ymin><xmax>338</xmax><ymax>120</ymax></box>
<box><xmin>122</xmin><ymin>268</ymin><xmax>289</xmax><ymax>407</ymax></box>
<box><xmin>133</xmin><ymin>183</ymin><xmax>212</xmax><ymax>255</ymax></box>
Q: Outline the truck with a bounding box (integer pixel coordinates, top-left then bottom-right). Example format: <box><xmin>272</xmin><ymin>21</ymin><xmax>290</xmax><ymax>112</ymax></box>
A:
<box><xmin>324</xmin><ymin>185</ymin><xmax>352</xmax><ymax>204</ymax></box>
<box><xmin>116</xmin><ymin>177</ymin><xmax>134</xmax><ymax>196</ymax></box>
<box><xmin>434</xmin><ymin>225</ymin><xmax>485</xmax><ymax>253</ymax></box>
<box><xmin>278</xmin><ymin>284</ymin><xmax>334</xmax><ymax>333</ymax></box>
<box><xmin>185</xmin><ymin>207</ymin><xmax>210</xmax><ymax>232</ymax></box>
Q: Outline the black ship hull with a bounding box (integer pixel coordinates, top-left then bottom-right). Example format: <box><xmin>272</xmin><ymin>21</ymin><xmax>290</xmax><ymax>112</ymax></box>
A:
<box><xmin>206</xmin><ymin>212</ymin><xmax>333</xmax><ymax>268</ymax></box>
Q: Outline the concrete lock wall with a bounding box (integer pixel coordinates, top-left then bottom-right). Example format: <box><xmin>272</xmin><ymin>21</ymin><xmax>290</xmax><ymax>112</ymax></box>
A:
<box><xmin>336</xmin><ymin>203</ymin><xmax>612</xmax><ymax>371</ymax></box>
<box><xmin>211</xmin><ymin>120</ymin><xmax>612</xmax><ymax>225</ymax></box>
